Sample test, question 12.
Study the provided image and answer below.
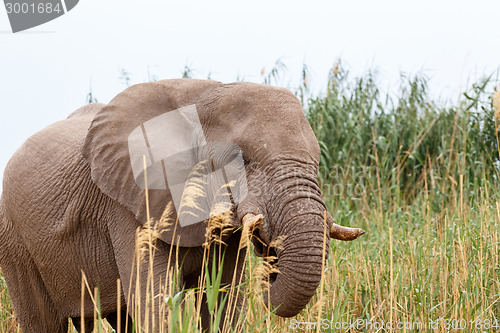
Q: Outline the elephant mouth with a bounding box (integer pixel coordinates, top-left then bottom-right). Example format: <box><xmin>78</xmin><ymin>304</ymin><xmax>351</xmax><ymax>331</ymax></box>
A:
<box><xmin>251</xmin><ymin>231</ymin><xmax>279</xmax><ymax>284</ymax></box>
<box><xmin>267</xmin><ymin>256</ymin><xmax>279</xmax><ymax>284</ymax></box>
<box><xmin>242</xmin><ymin>213</ymin><xmax>279</xmax><ymax>285</ymax></box>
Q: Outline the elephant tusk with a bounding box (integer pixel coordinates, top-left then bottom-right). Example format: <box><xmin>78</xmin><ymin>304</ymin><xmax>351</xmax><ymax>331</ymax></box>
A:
<box><xmin>330</xmin><ymin>223</ymin><xmax>366</xmax><ymax>241</ymax></box>
<box><xmin>242</xmin><ymin>213</ymin><xmax>263</xmax><ymax>235</ymax></box>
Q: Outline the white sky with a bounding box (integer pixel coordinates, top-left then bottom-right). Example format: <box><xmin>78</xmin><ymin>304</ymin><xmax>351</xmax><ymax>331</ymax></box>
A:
<box><xmin>0</xmin><ymin>0</ymin><xmax>499</xmax><ymax>185</ymax></box>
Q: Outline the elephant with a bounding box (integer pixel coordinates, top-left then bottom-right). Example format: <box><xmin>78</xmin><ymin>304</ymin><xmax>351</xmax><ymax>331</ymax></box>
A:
<box><xmin>0</xmin><ymin>79</ymin><xmax>365</xmax><ymax>332</ymax></box>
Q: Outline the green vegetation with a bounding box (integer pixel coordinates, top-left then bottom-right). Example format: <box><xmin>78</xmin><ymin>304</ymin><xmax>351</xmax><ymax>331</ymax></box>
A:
<box><xmin>1</xmin><ymin>65</ymin><xmax>499</xmax><ymax>332</ymax></box>
<box><xmin>306</xmin><ymin>65</ymin><xmax>500</xmax><ymax>332</ymax></box>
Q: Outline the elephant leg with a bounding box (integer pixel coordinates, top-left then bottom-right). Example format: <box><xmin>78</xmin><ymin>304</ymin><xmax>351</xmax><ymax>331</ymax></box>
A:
<box><xmin>107</xmin><ymin>208</ymin><xmax>184</xmax><ymax>331</ymax></box>
<box><xmin>198</xmin><ymin>234</ymin><xmax>247</xmax><ymax>331</ymax></box>
<box><xmin>70</xmin><ymin>311</ymin><xmax>131</xmax><ymax>333</ymax></box>
<box><xmin>1</xmin><ymin>244</ymin><xmax>68</xmax><ymax>333</ymax></box>
<box><xmin>126</xmin><ymin>241</ymin><xmax>184</xmax><ymax>331</ymax></box>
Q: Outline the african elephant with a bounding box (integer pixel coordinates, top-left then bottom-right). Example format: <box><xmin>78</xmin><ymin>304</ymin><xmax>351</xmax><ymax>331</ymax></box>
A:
<box><xmin>0</xmin><ymin>79</ymin><xmax>364</xmax><ymax>332</ymax></box>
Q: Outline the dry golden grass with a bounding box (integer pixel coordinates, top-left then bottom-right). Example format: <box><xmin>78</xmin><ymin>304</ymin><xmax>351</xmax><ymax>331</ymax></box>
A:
<box><xmin>1</xmin><ymin>172</ymin><xmax>500</xmax><ymax>332</ymax></box>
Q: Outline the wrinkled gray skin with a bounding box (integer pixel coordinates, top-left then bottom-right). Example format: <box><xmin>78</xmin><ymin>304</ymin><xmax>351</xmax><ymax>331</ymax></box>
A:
<box><xmin>0</xmin><ymin>79</ymin><xmax>364</xmax><ymax>332</ymax></box>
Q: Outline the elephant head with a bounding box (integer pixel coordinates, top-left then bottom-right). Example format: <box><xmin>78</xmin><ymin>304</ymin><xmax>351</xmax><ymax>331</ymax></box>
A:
<box><xmin>82</xmin><ymin>79</ymin><xmax>364</xmax><ymax>318</ymax></box>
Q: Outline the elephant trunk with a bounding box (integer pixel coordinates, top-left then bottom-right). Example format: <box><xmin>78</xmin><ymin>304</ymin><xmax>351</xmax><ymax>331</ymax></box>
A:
<box><xmin>240</xmin><ymin>163</ymin><xmax>334</xmax><ymax>317</ymax></box>
<box><xmin>265</xmin><ymin>210</ymin><xmax>328</xmax><ymax>317</ymax></box>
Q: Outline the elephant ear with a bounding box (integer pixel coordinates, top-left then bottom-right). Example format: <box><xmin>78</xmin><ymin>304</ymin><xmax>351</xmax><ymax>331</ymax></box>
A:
<box><xmin>82</xmin><ymin>79</ymin><xmax>223</xmax><ymax>247</ymax></box>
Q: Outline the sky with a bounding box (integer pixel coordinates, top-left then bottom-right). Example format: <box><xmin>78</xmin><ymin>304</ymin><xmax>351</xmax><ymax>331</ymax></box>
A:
<box><xmin>0</xmin><ymin>0</ymin><xmax>499</xmax><ymax>186</ymax></box>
